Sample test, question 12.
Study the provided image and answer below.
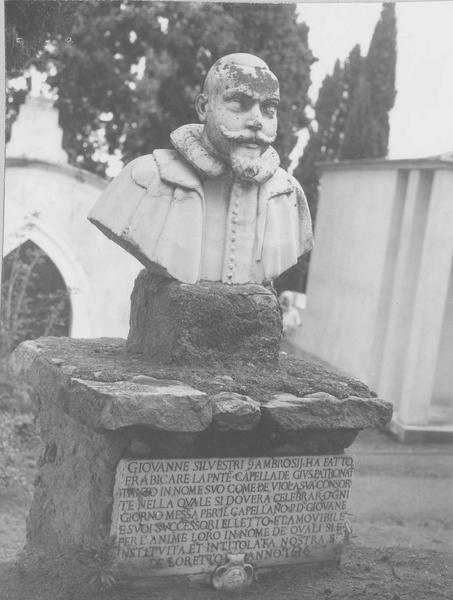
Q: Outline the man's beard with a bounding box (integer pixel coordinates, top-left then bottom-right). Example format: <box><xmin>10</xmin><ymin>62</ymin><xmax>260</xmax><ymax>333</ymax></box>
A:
<box><xmin>230</xmin><ymin>148</ymin><xmax>263</xmax><ymax>180</ymax></box>
<box><xmin>220</xmin><ymin>125</ymin><xmax>276</xmax><ymax>181</ymax></box>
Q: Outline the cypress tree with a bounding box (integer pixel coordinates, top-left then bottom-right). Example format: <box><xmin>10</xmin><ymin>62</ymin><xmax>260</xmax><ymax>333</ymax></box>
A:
<box><xmin>364</xmin><ymin>1</ymin><xmax>397</xmax><ymax>157</ymax></box>
<box><xmin>288</xmin><ymin>3</ymin><xmax>397</xmax><ymax>293</ymax></box>
<box><xmin>341</xmin><ymin>3</ymin><xmax>397</xmax><ymax>158</ymax></box>
<box><xmin>276</xmin><ymin>62</ymin><xmax>346</xmax><ymax>294</ymax></box>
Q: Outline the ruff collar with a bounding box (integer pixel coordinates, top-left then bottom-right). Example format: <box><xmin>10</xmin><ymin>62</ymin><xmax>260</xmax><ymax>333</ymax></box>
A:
<box><xmin>170</xmin><ymin>124</ymin><xmax>280</xmax><ymax>185</ymax></box>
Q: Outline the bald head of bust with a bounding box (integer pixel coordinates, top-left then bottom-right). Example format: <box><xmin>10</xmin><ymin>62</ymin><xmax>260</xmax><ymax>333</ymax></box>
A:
<box><xmin>202</xmin><ymin>53</ymin><xmax>278</xmax><ymax>96</ymax></box>
<box><xmin>195</xmin><ymin>53</ymin><xmax>280</xmax><ymax>175</ymax></box>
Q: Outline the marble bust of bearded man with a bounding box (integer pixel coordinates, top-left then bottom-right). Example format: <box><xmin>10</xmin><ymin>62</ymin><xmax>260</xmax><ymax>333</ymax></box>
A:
<box><xmin>89</xmin><ymin>53</ymin><xmax>313</xmax><ymax>285</ymax></box>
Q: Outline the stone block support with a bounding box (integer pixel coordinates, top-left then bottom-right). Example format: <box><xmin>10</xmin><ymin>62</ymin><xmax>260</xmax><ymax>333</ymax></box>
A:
<box><xmin>127</xmin><ymin>271</ymin><xmax>282</xmax><ymax>366</ymax></box>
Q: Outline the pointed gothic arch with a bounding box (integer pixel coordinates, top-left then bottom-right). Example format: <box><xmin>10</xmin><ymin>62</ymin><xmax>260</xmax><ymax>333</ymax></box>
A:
<box><xmin>4</xmin><ymin>223</ymin><xmax>94</xmax><ymax>337</ymax></box>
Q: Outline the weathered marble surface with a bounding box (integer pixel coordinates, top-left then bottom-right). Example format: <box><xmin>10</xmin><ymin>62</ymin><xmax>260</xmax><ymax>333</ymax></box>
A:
<box><xmin>88</xmin><ymin>53</ymin><xmax>313</xmax><ymax>285</ymax></box>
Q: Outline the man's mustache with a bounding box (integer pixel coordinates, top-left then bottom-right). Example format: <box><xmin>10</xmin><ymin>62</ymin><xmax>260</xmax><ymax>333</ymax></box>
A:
<box><xmin>220</xmin><ymin>125</ymin><xmax>275</xmax><ymax>146</ymax></box>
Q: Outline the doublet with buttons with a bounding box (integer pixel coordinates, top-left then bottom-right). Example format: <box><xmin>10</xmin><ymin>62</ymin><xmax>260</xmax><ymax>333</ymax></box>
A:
<box><xmin>201</xmin><ymin>176</ymin><xmax>263</xmax><ymax>283</ymax></box>
<box><xmin>89</xmin><ymin>124</ymin><xmax>313</xmax><ymax>285</ymax></box>
<box><xmin>223</xmin><ymin>180</ymin><xmax>254</xmax><ymax>284</ymax></box>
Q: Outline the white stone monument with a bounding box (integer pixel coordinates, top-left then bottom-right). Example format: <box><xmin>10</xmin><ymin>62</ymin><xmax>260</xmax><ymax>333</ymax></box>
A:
<box><xmin>294</xmin><ymin>156</ymin><xmax>453</xmax><ymax>442</ymax></box>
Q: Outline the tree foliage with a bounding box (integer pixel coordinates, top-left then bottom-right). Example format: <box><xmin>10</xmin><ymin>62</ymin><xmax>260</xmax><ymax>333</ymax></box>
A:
<box><xmin>342</xmin><ymin>3</ymin><xmax>397</xmax><ymax>159</ymax></box>
<box><xmin>294</xmin><ymin>2</ymin><xmax>396</xmax><ymax>227</ymax></box>
<box><xmin>39</xmin><ymin>1</ymin><xmax>315</xmax><ymax>175</ymax></box>
<box><xmin>282</xmin><ymin>4</ymin><xmax>396</xmax><ymax>294</ymax></box>
<box><xmin>294</xmin><ymin>45</ymin><xmax>363</xmax><ymax>226</ymax></box>
<box><xmin>5</xmin><ymin>0</ymin><xmax>77</xmax><ymax>74</ymax></box>
<box><xmin>5</xmin><ymin>0</ymin><xmax>78</xmax><ymax>141</ymax></box>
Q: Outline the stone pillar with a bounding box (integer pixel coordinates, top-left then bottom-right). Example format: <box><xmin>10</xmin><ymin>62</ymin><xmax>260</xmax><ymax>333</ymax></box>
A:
<box><xmin>377</xmin><ymin>169</ymin><xmax>432</xmax><ymax>411</ymax></box>
<box><xmin>397</xmin><ymin>169</ymin><xmax>453</xmax><ymax>425</ymax></box>
<box><xmin>378</xmin><ymin>169</ymin><xmax>453</xmax><ymax>428</ymax></box>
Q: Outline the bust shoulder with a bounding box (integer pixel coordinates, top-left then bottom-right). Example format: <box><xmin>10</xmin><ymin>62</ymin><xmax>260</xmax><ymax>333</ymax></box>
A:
<box><xmin>288</xmin><ymin>172</ymin><xmax>306</xmax><ymax>198</ymax></box>
<box><xmin>126</xmin><ymin>149</ymin><xmax>195</xmax><ymax>190</ymax></box>
<box><xmin>263</xmin><ymin>167</ymin><xmax>303</xmax><ymax>198</ymax></box>
<box><xmin>127</xmin><ymin>153</ymin><xmax>159</xmax><ymax>189</ymax></box>
<box><xmin>274</xmin><ymin>168</ymin><xmax>304</xmax><ymax>193</ymax></box>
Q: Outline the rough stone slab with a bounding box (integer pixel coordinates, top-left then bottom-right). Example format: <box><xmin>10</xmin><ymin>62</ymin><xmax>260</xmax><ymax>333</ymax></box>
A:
<box><xmin>9</xmin><ymin>336</ymin><xmax>392</xmax><ymax>439</ymax></box>
<box><xmin>9</xmin><ymin>336</ymin><xmax>374</xmax><ymax>403</ymax></box>
<box><xmin>131</xmin><ymin>375</ymin><xmax>185</xmax><ymax>387</ymax></box>
<box><xmin>127</xmin><ymin>271</ymin><xmax>282</xmax><ymax>366</ymax></box>
<box><xmin>262</xmin><ymin>393</ymin><xmax>393</xmax><ymax>430</ymax></box>
<box><xmin>66</xmin><ymin>378</ymin><xmax>211</xmax><ymax>431</ymax></box>
<box><xmin>211</xmin><ymin>392</ymin><xmax>261</xmax><ymax>430</ymax></box>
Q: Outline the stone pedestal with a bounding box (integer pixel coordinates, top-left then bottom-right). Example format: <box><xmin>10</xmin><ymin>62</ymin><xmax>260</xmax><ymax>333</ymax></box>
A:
<box><xmin>10</xmin><ymin>336</ymin><xmax>391</xmax><ymax>565</ymax></box>
<box><xmin>9</xmin><ymin>271</ymin><xmax>392</xmax><ymax>586</ymax></box>
<box><xmin>127</xmin><ymin>271</ymin><xmax>282</xmax><ymax>366</ymax></box>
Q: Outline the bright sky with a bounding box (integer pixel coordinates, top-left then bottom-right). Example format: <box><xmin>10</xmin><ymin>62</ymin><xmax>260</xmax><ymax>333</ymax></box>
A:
<box><xmin>295</xmin><ymin>1</ymin><xmax>453</xmax><ymax>160</ymax></box>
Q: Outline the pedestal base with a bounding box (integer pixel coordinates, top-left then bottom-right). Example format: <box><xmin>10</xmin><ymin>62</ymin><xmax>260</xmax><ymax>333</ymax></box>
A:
<box><xmin>9</xmin><ymin>336</ymin><xmax>392</xmax><ymax>573</ymax></box>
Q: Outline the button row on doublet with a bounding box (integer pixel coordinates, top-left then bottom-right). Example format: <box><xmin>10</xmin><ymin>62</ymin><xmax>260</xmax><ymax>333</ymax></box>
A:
<box><xmin>227</xmin><ymin>197</ymin><xmax>240</xmax><ymax>281</ymax></box>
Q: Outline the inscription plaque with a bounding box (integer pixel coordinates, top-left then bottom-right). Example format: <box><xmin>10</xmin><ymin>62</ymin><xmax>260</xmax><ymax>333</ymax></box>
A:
<box><xmin>111</xmin><ymin>455</ymin><xmax>354</xmax><ymax>575</ymax></box>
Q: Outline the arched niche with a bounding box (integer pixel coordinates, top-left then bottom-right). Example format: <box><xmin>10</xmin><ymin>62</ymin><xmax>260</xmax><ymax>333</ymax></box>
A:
<box><xmin>2</xmin><ymin>239</ymin><xmax>71</xmax><ymax>351</ymax></box>
<box><xmin>4</xmin><ymin>223</ymin><xmax>93</xmax><ymax>338</ymax></box>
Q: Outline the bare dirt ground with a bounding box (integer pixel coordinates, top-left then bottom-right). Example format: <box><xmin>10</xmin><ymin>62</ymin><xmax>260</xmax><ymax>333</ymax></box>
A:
<box><xmin>1</xmin><ymin>411</ymin><xmax>452</xmax><ymax>599</ymax></box>
<box><xmin>1</xmin><ymin>544</ymin><xmax>452</xmax><ymax>600</ymax></box>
